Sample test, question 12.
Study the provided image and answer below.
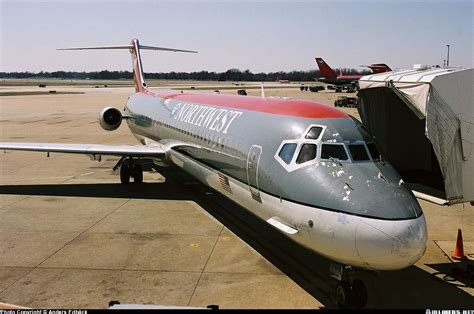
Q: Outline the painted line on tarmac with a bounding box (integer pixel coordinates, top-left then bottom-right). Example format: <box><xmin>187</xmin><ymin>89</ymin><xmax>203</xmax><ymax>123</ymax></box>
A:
<box><xmin>2</xmin><ymin>171</ymin><xmax>96</xmax><ymax>182</ymax></box>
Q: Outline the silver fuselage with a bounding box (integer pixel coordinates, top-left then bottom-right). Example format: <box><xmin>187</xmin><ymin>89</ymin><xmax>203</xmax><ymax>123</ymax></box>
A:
<box><xmin>125</xmin><ymin>91</ymin><xmax>427</xmax><ymax>271</ymax></box>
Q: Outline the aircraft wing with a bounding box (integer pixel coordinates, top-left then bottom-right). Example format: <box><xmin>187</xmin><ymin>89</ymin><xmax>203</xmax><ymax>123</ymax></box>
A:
<box><xmin>0</xmin><ymin>142</ymin><xmax>166</xmax><ymax>158</ymax></box>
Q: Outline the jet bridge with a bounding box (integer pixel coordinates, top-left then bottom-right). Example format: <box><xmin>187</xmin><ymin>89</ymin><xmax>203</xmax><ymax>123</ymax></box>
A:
<box><xmin>357</xmin><ymin>67</ymin><xmax>473</xmax><ymax>205</ymax></box>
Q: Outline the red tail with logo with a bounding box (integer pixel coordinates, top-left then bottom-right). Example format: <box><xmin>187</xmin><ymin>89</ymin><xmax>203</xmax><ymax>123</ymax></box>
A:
<box><xmin>315</xmin><ymin>57</ymin><xmax>338</xmax><ymax>78</ymax></box>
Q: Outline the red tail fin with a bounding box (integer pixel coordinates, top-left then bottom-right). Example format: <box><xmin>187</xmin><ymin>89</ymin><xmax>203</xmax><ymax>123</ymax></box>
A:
<box><xmin>315</xmin><ymin>58</ymin><xmax>337</xmax><ymax>78</ymax></box>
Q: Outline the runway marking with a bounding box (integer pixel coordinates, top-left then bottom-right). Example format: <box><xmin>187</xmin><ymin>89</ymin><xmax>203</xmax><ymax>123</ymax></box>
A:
<box><xmin>12</xmin><ymin>178</ymin><xmax>45</xmax><ymax>182</ymax></box>
<box><xmin>187</xmin><ymin>224</ymin><xmax>225</xmax><ymax>306</ymax></box>
<box><xmin>2</xmin><ymin>171</ymin><xmax>96</xmax><ymax>182</ymax></box>
<box><xmin>0</xmin><ymin>196</ymin><xmax>31</xmax><ymax>211</ymax></box>
<box><xmin>0</xmin><ymin>197</ymin><xmax>131</xmax><ymax>295</ymax></box>
<box><xmin>79</xmin><ymin>172</ymin><xmax>94</xmax><ymax>176</ymax></box>
<box><xmin>222</xmin><ymin>236</ymin><xmax>234</xmax><ymax>241</ymax></box>
<box><xmin>51</xmin><ymin>175</ymin><xmax>79</xmax><ymax>179</ymax></box>
<box><xmin>12</xmin><ymin>175</ymin><xmax>75</xmax><ymax>182</ymax></box>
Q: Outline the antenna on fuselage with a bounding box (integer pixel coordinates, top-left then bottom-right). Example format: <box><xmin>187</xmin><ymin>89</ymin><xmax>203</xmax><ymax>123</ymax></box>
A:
<box><xmin>58</xmin><ymin>39</ymin><xmax>197</xmax><ymax>92</ymax></box>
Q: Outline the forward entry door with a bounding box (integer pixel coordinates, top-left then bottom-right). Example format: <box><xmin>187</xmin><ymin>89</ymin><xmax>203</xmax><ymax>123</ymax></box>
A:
<box><xmin>247</xmin><ymin>145</ymin><xmax>262</xmax><ymax>201</ymax></box>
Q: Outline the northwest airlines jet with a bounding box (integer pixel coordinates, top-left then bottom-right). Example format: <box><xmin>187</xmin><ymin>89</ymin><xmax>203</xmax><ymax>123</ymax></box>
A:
<box><xmin>0</xmin><ymin>39</ymin><xmax>426</xmax><ymax>308</ymax></box>
<box><xmin>315</xmin><ymin>57</ymin><xmax>391</xmax><ymax>86</ymax></box>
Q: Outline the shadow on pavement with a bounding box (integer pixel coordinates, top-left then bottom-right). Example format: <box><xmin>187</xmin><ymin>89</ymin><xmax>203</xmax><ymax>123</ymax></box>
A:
<box><xmin>1</xmin><ymin>165</ymin><xmax>473</xmax><ymax>309</ymax></box>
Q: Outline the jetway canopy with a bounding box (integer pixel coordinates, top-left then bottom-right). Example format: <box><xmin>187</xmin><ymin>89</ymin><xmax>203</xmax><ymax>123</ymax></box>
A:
<box><xmin>357</xmin><ymin>67</ymin><xmax>473</xmax><ymax>205</ymax></box>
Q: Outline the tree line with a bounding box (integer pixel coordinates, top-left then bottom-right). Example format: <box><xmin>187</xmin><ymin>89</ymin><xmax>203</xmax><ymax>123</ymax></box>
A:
<box><xmin>0</xmin><ymin>68</ymin><xmax>370</xmax><ymax>81</ymax></box>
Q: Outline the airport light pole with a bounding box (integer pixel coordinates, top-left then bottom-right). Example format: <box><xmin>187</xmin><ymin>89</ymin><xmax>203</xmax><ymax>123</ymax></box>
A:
<box><xmin>446</xmin><ymin>44</ymin><xmax>450</xmax><ymax>67</ymax></box>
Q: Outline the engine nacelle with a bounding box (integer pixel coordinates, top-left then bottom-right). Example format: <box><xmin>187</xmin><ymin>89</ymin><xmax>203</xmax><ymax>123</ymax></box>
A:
<box><xmin>99</xmin><ymin>107</ymin><xmax>122</xmax><ymax>131</ymax></box>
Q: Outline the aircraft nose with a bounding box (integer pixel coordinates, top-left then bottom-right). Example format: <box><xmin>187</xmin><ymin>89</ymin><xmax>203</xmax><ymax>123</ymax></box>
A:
<box><xmin>355</xmin><ymin>215</ymin><xmax>427</xmax><ymax>270</ymax></box>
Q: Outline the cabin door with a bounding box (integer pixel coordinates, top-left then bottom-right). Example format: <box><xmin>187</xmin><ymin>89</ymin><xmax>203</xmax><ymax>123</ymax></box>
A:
<box><xmin>247</xmin><ymin>145</ymin><xmax>262</xmax><ymax>201</ymax></box>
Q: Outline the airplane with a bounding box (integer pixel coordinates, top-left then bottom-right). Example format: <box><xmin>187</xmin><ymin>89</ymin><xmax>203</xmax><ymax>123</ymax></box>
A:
<box><xmin>315</xmin><ymin>57</ymin><xmax>391</xmax><ymax>86</ymax></box>
<box><xmin>0</xmin><ymin>39</ymin><xmax>427</xmax><ymax>308</ymax></box>
<box><xmin>364</xmin><ymin>63</ymin><xmax>392</xmax><ymax>74</ymax></box>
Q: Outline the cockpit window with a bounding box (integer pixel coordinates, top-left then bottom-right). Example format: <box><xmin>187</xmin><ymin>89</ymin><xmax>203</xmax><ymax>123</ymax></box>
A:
<box><xmin>296</xmin><ymin>144</ymin><xmax>317</xmax><ymax>164</ymax></box>
<box><xmin>367</xmin><ymin>142</ymin><xmax>383</xmax><ymax>162</ymax></box>
<box><xmin>305</xmin><ymin>126</ymin><xmax>323</xmax><ymax>140</ymax></box>
<box><xmin>321</xmin><ymin>144</ymin><xmax>348</xmax><ymax>161</ymax></box>
<box><xmin>348</xmin><ymin>144</ymin><xmax>369</xmax><ymax>161</ymax></box>
<box><xmin>279</xmin><ymin>143</ymin><xmax>297</xmax><ymax>164</ymax></box>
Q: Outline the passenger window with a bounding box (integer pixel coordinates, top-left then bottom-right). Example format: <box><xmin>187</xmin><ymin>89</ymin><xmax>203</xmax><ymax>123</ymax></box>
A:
<box><xmin>321</xmin><ymin>144</ymin><xmax>348</xmax><ymax>161</ymax></box>
<box><xmin>348</xmin><ymin>144</ymin><xmax>369</xmax><ymax>161</ymax></box>
<box><xmin>367</xmin><ymin>142</ymin><xmax>383</xmax><ymax>162</ymax></box>
<box><xmin>296</xmin><ymin>144</ymin><xmax>317</xmax><ymax>164</ymax></box>
<box><xmin>279</xmin><ymin>143</ymin><xmax>297</xmax><ymax>164</ymax></box>
<box><xmin>305</xmin><ymin>126</ymin><xmax>323</xmax><ymax>139</ymax></box>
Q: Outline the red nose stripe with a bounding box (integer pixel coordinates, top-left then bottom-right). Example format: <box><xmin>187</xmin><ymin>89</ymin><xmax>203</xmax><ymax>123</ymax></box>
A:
<box><xmin>144</xmin><ymin>91</ymin><xmax>348</xmax><ymax>119</ymax></box>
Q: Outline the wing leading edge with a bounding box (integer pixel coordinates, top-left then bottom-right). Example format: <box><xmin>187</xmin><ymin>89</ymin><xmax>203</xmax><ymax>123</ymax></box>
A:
<box><xmin>0</xmin><ymin>142</ymin><xmax>166</xmax><ymax>158</ymax></box>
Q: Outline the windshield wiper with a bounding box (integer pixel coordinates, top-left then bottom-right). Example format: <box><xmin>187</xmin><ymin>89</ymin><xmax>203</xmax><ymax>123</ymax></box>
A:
<box><xmin>375</xmin><ymin>154</ymin><xmax>386</xmax><ymax>165</ymax></box>
<box><xmin>329</xmin><ymin>157</ymin><xmax>343</xmax><ymax>167</ymax></box>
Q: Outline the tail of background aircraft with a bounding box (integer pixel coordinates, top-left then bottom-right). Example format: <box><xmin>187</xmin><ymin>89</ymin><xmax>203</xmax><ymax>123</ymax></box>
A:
<box><xmin>315</xmin><ymin>57</ymin><xmax>338</xmax><ymax>78</ymax></box>
<box><xmin>58</xmin><ymin>39</ymin><xmax>197</xmax><ymax>92</ymax></box>
<box><xmin>367</xmin><ymin>63</ymin><xmax>392</xmax><ymax>74</ymax></box>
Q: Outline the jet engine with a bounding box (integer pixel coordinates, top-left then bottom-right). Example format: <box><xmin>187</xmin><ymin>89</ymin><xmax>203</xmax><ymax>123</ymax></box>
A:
<box><xmin>99</xmin><ymin>107</ymin><xmax>122</xmax><ymax>131</ymax></box>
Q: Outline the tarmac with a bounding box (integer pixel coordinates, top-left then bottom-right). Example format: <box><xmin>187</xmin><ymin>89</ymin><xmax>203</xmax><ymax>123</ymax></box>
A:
<box><xmin>0</xmin><ymin>82</ymin><xmax>473</xmax><ymax>309</ymax></box>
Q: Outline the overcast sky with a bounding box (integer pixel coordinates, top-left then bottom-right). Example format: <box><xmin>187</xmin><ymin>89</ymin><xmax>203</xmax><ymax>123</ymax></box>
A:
<box><xmin>0</xmin><ymin>0</ymin><xmax>472</xmax><ymax>73</ymax></box>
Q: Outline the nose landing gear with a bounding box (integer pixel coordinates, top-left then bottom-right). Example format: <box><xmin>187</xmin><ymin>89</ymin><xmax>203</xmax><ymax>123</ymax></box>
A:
<box><xmin>118</xmin><ymin>157</ymin><xmax>143</xmax><ymax>184</ymax></box>
<box><xmin>335</xmin><ymin>279</ymin><xmax>367</xmax><ymax>309</ymax></box>
<box><xmin>330</xmin><ymin>263</ymin><xmax>368</xmax><ymax>308</ymax></box>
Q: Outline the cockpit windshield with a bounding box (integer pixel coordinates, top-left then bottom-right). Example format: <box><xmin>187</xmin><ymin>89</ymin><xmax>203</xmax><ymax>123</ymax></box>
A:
<box><xmin>296</xmin><ymin>144</ymin><xmax>317</xmax><ymax>164</ymax></box>
<box><xmin>279</xmin><ymin>143</ymin><xmax>297</xmax><ymax>164</ymax></box>
<box><xmin>367</xmin><ymin>142</ymin><xmax>383</xmax><ymax>162</ymax></box>
<box><xmin>348</xmin><ymin>144</ymin><xmax>370</xmax><ymax>161</ymax></box>
<box><xmin>275</xmin><ymin>122</ymin><xmax>385</xmax><ymax>171</ymax></box>
<box><xmin>321</xmin><ymin>144</ymin><xmax>349</xmax><ymax>161</ymax></box>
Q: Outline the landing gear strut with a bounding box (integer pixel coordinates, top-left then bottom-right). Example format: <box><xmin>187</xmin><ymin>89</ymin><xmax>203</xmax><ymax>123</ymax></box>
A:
<box><xmin>335</xmin><ymin>279</ymin><xmax>367</xmax><ymax>309</ymax></box>
<box><xmin>330</xmin><ymin>263</ymin><xmax>368</xmax><ymax>309</ymax></box>
<box><xmin>119</xmin><ymin>157</ymin><xmax>143</xmax><ymax>184</ymax></box>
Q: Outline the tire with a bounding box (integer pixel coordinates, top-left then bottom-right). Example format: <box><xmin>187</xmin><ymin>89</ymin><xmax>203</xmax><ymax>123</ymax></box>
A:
<box><xmin>120</xmin><ymin>164</ymin><xmax>130</xmax><ymax>184</ymax></box>
<box><xmin>132</xmin><ymin>164</ymin><xmax>143</xmax><ymax>183</ymax></box>
<box><xmin>351</xmin><ymin>279</ymin><xmax>368</xmax><ymax>309</ymax></box>
<box><xmin>335</xmin><ymin>282</ymin><xmax>353</xmax><ymax>309</ymax></box>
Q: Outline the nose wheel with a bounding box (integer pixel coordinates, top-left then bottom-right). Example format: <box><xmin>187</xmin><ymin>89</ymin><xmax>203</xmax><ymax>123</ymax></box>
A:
<box><xmin>330</xmin><ymin>263</ymin><xmax>368</xmax><ymax>308</ymax></box>
<box><xmin>335</xmin><ymin>279</ymin><xmax>367</xmax><ymax>309</ymax></box>
<box><xmin>119</xmin><ymin>158</ymin><xmax>143</xmax><ymax>184</ymax></box>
